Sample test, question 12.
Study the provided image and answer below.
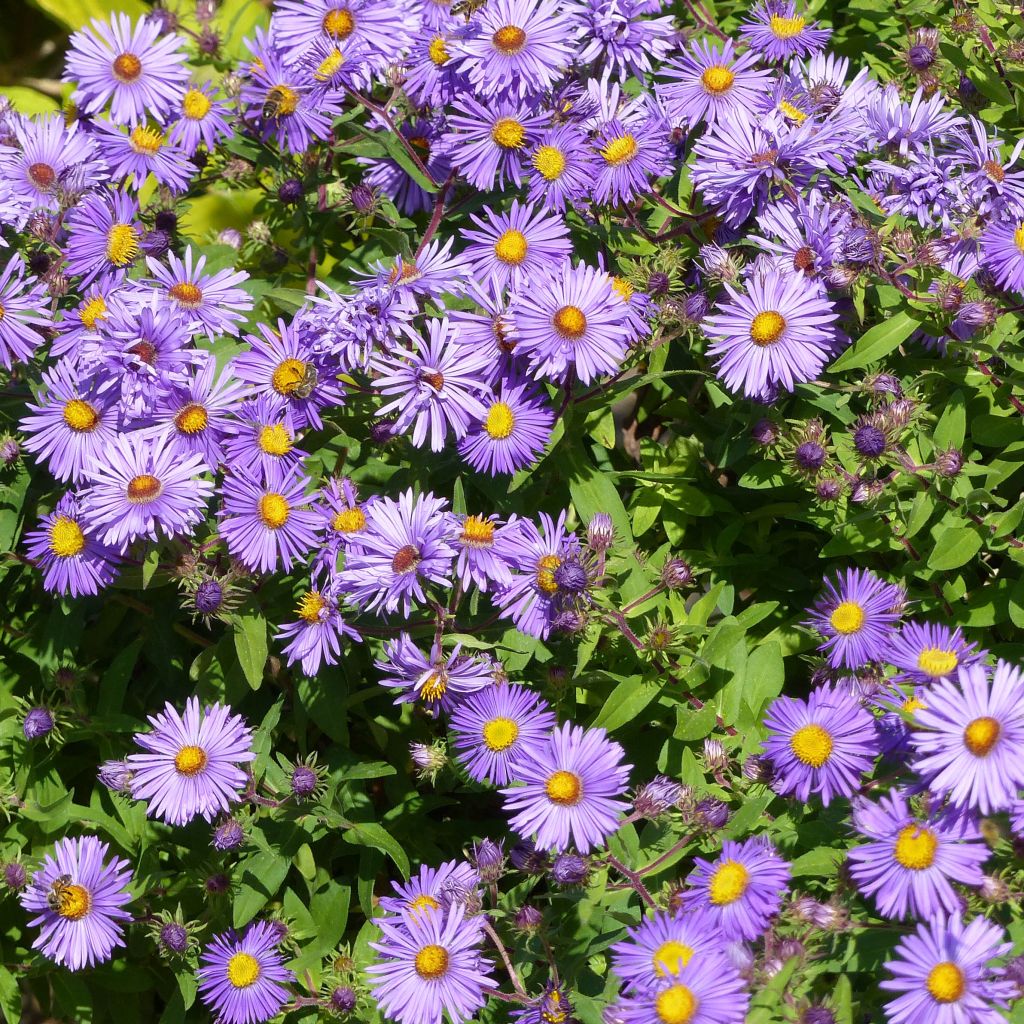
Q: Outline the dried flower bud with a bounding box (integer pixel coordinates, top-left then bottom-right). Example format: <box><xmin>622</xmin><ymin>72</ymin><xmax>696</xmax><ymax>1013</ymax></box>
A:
<box><xmin>980</xmin><ymin>874</ymin><xmax>1010</xmax><ymax>903</ymax></box>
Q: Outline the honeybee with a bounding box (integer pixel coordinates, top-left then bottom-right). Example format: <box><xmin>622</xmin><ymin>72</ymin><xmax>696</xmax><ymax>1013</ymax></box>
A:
<box><xmin>46</xmin><ymin>874</ymin><xmax>74</xmax><ymax>913</ymax></box>
<box><xmin>291</xmin><ymin>364</ymin><xmax>319</xmax><ymax>399</ymax></box>
<box><xmin>450</xmin><ymin>0</ymin><xmax>488</xmax><ymax>19</ymax></box>
<box><xmin>262</xmin><ymin>86</ymin><xmax>292</xmax><ymax>121</ymax></box>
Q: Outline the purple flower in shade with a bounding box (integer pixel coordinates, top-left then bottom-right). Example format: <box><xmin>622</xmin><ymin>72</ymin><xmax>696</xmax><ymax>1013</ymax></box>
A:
<box><xmin>20</xmin><ymin>836</ymin><xmax>133</xmax><ymax>970</ymax></box>
<box><xmin>910</xmin><ymin>661</ymin><xmax>1024</xmax><ymax>814</ymax></box>
<box><xmin>739</xmin><ymin>1</ymin><xmax>831</xmax><ymax>62</ymax></box>
<box><xmin>0</xmin><ymin>253</ymin><xmax>51</xmax><ymax>368</ymax></box>
<box><xmin>221</xmin><ymin>395</ymin><xmax>306</xmax><ymax>480</ymax></box>
<box><xmin>166</xmin><ymin>82</ymin><xmax>233</xmax><ymax>156</ymax></box>
<box><xmin>231</xmin><ymin>318</ymin><xmax>344</xmax><ymax>431</ymax></box>
<box><xmin>197</xmin><ymin>921</ymin><xmax>295</xmax><ymax>1024</ymax></box>
<box><xmin>762</xmin><ymin>683</ymin><xmax>877</xmax><ymax>805</ymax></box>
<box><xmin>458</xmin><ymin>376</ymin><xmax>555</xmax><ymax>476</ymax></box>
<box><xmin>462</xmin><ymin>200</ymin><xmax>572</xmax><ymax>290</ymax></box>
<box><xmin>24</xmin><ymin>493</ymin><xmax>120</xmax><ymax>597</ymax></box>
<box><xmin>617</xmin><ymin>955</ymin><xmax>750</xmax><ymax>1024</ymax></box>
<box><xmin>449</xmin><ymin>513</ymin><xmax>520</xmax><ymax>591</ymax></box>
<box><xmin>806</xmin><ymin>568</ymin><xmax>904</xmax><ymax>669</ymax></box>
<box><xmin>361</xmin><ymin>117</ymin><xmax>453</xmax><ymax>217</ymax></box>
<box><xmin>64</xmin><ymin>190</ymin><xmax>143</xmax><ymax>287</ymax></box>
<box><xmin>276</xmin><ymin>581</ymin><xmax>361</xmax><ymax>677</ymax></box>
<box><xmin>865</xmin><ymin>86</ymin><xmax>963</xmax><ymax>158</ymax></box>
<box><xmin>703</xmin><ymin>267</ymin><xmax>840</xmax><ymax>402</ymax></box>
<box><xmin>143</xmin><ymin>246</ymin><xmax>253</xmax><ymax>339</ymax></box>
<box><xmin>886</xmin><ymin>621</ymin><xmax>985</xmax><ymax>685</ymax></box>
<box><xmin>880</xmin><ymin>915</ymin><xmax>1014</xmax><ymax>1024</ymax></box>
<box><xmin>377</xmin><ymin>860</ymin><xmax>480</xmax><ymax>916</ymax></box>
<box><xmin>847</xmin><ymin>789</ymin><xmax>989</xmax><ymax>920</ymax></box>
<box><xmin>372</xmin><ymin>318</ymin><xmax>491</xmax><ymax>452</ymax></box>
<box><xmin>610</xmin><ymin>907</ymin><xmax>730</xmax><ymax>992</ymax></box>
<box><xmin>126</xmin><ymin>697</ymin><xmax>255</xmax><ymax>827</ymax></box>
<box><xmin>453</xmin><ymin>0</ymin><xmax>580</xmax><ymax>100</ymax></box>
<box><xmin>678</xmin><ymin>837</ymin><xmax>791</xmax><ymax>942</ymax></box>
<box><xmin>92</xmin><ymin>119</ymin><xmax>194</xmax><ymax>193</ymax></box>
<box><xmin>76</xmin><ymin>433</ymin><xmax>212</xmax><ymax>551</ymax></box>
<box><xmin>980</xmin><ymin>219</ymin><xmax>1024</xmax><ymax>294</ymax></box>
<box><xmin>501</xmin><ymin>721</ymin><xmax>631</xmax><ymax>853</ymax></box>
<box><xmin>449</xmin><ymin>684</ymin><xmax>556</xmax><ymax>785</ymax></box>
<box><xmin>98</xmin><ymin>758</ymin><xmax>133</xmax><ymax>793</ymax></box>
<box><xmin>511</xmin><ymin>261</ymin><xmax>630</xmax><ymax>385</ymax></box>
<box><xmin>212</xmin><ymin>818</ymin><xmax>245</xmax><ymax>852</ymax></box>
<box><xmin>22</xmin><ymin>707</ymin><xmax>54</xmax><ymax>740</ymax></box>
<box><xmin>442</xmin><ymin>96</ymin><xmax>548</xmax><ymax>192</ymax></box>
<box><xmin>750</xmin><ymin>192</ymin><xmax>849</xmax><ymax>279</ymax></box>
<box><xmin>448</xmin><ymin>279</ymin><xmax>519</xmax><ymax>385</ymax></box>
<box><xmin>591</xmin><ymin>112</ymin><xmax>673</xmax><ymax>206</ymax></box>
<box><xmin>376</xmin><ymin>633</ymin><xmax>493</xmax><ymax>717</ymax></box>
<box><xmin>218</xmin><ymin>466</ymin><xmax>322</xmax><ymax>575</ymax></box>
<box><xmin>550</xmin><ymin>852</ymin><xmax>589</xmax><ymax>885</ymax></box>
<box><xmin>290</xmin><ymin>762</ymin><xmax>319</xmax><ymax>800</ymax></box>
<box><xmin>64</xmin><ymin>13</ymin><xmax>189</xmax><ymax>125</ymax></box>
<box><xmin>525</xmin><ymin>124</ymin><xmax>598</xmax><ymax>213</ymax></box>
<box><xmin>367</xmin><ymin>904</ymin><xmax>496</xmax><ymax>1024</ymax></box>
<box><xmin>658</xmin><ymin>39</ymin><xmax>772</xmax><ymax>129</ymax></box>
<box><xmin>339</xmin><ymin>489</ymin><xmax>455</xmax><ymax>617</ymax></box>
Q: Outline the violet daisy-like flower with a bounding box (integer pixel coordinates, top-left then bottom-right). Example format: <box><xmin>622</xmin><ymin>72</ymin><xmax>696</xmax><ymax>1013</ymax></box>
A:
<box><xmin>361</xmin><ymin>117</ymin><xmax>453</xmax><ymax>217</ymax></box>
<box><xmin>886</xmin><ymin>620</ymin><xmax>984</xmax><ymax>685</ymax></box>
<box><xmin>126</xmin><ymin>697</ymin><xmax>255</xmax><ymax>827</ymax></box>
<box><xmin>880</xmin><ymin>915</ymin><xmax>1014</xmax><ymax>1024</ymax></box>
<box><xmin>591</xmin><ymin>112</ymin><xmax>673</xmax><ymax>206</ymax></box>
<box><xmin>578</xmin><ymin>0</ymin><xmax>676</xmax><ymax>83</ymax></box>
<box><xmin>980</xmin><ymin>218</ymin><xmax>1024</xmax><ymax>294</ymax></box>
<box><xmin>462</xmin><ymin>200</ymin><xmax>572</xmax><ymax>290</ymax></box>
<box><xmin>20</xmin><ymin>836</ymin><xmax>133</xmax><ymax>971</ymax></box>
<box><xmin>340</xmin><ymin>489</ymin><xmax>455</xmax><ymax>617</ymax></box>
<box><xmin>64</xmin><ymin>12</ymin><xmax>189</xmax><ymax>125</ymax></box>
<box><xmin>749</xmin><ymin>192</ymin><xmax>849</xmax><ymax>279</ymax></box>
<box><xmin>449</xmin><ymin>279</ymin><xmax>519</xmax><ymax>384</ymax></box>
<box><xmin>64</xmin><ymin>190</ymin><xmax>143</xmax><ymax>287</ymax></box>
<box><xmin>617</xmin><ymin>955</ymin><xmax>751</xmax><ymax>1024</ymax></box>
<box><xmin>0</xmin><ymin>253</ymin><xmax>51</xmax><ymax>368</ymax></box>
<box><xmin>167</xmin><ymin>82</ymin><xmax>233</xmax><ymax>156</ymax></box>
<box><xmin>219</xmin><ymin>465</ymin><xmax>322</xmax><ymax>575</ymax></box>
<box><xmin>368</xmin><ymin>903</ymin><xmax>496</xmax><ymax>1024</ymax></box>
<box><xmin>197</xmin><ymin>921</ymin><xmax>294</xmax><ymax>1024</ymax></box>
<box><xmin>92</xmin><ymin>119</ymin><xmax>194</xmax><ymax>193</ymax></box>
<box><xmin>311</xmin><ymin>476</ymin><xmax>373</xmax><ymax>576</ymax></box>
<box><xmin>678</xmin><ymin>837</ymin><xmax>790</xmax><ymax>942</ymax></box>
<box><xmin>847</xmin><ymin>789</ymin><xmax>989</xmax><ymax>920</ymax></box>
<box><xmin>865</xmin><ymin>86</ymin><xmax>963</xmax><ymax>158</ymax></box>
<box><xmin>221</xmin><ymin>395</ymin><xmax>306</xmax><ymax>479</ymax></box>
<box><xmin>762</xmin><ymin>683</ymin><xmax>877</xmax><ymax>805</ymax></box>
<box><xmin>739</xmin><ymin>1</ymin><xmax>831</xmax><ymax>62</ymax></box>
<box><xmin>402</xmin><ymin>30</ymin><xmax>468</xmax><ymax>110</ymax></box>
<box><xmin>449</xmin><ymin>684</ymin><xmax>556</xmax><ymax>785</ymax></box>
<box><xmin>378</xmin><ymin>860</ymin><xmax>481</xmax><ymax>916</ymax></box>
<box><xmin>78</xmin><ymin>433</ymin><xmax>213</xmax><ymax>551</ymax></box>
<box><xmin>276</xmin><ymin>580</ymin><xmax>361</xmax><ymax>677</ymax></box>
<box><xmin>526</xmin><ymin>124</ymin><xmax>598</xmax><ymax>213</ymax></box>
<box><xmin>24</xmin><ymin>493</ymin><xmax>120</xmax><ymax>598</ymax></box>
<box><xmin>449</xmin><ymin>512</ymin><xmax>521</xmax><ymax>591</ymax></box>
<box><xmin>359</xmin><ymin>237</ymin><xmax>471</xmax><ymax>306</ymax></box>
<box><xmin>806</xmin><ymin>567</ymin><xmax>904</xmax><ymax>669</ymax></box>
<box><xmin>910</xmin><ymin>660</ymin><xmax>1024</xmax><ymax>814</ymax></box>
<box><xmin>501</xmin><ymin>721</ymin><xmax>631</xmax><ymax>853</ymax></box>
<box><xmin>703</xmin><ymin>268</ymin><xmax>840</xmax><ymax>401</ymax></box>
<box><xmin>512</xmin><ymin>260</ymin><xmax>630</xmax><ymax>385</ymax></box>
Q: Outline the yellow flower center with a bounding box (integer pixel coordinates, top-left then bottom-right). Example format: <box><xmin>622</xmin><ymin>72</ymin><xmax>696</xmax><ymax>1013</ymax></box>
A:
<box><xmin>410</xmin><ymin>894</ymin><xmax>440</xmax><ymax>912</ymax></box>
<box><xmin>916</xmin><ymin>648</ymin><xmax>958</xmax><ymax>678</ymax></box>
<box><xmin>174</xmin><ymin>744</ymin><xmax>208</xmax><ymax>776</ymax></box>
<box><xmin>259</xmin><ymin>493</ymin><xmax>290</xmax><ymax>529</ymax></box>
<box><xmin>536</xmin><ymin>553</ymin><xmax>561</xmax><ymax>592</ymax></box>
<box><xmin>749</xmin><ymin>310</ymin><xmax>786</xmax><ymax>346</ymax></box>
<box><xmin>484</xmin><ymin>401</ymin><xmax>516</xmax><ymax>440</ymax></box>
<box><xmin>789</xmin><ymin>723</ymin><xmax>833</xmax><ymax>767</ymax></box>
<box><xmin>392</xmin><ymin>543</ymin><xmax>421</xmax><ymax>574</ymax></box>
<box><xmin>129</xmin><ymin>125</ymin><xmax>164</xmax><ymax>155</ymax></box>
<box><xmin>779</xmin><ymin>100</ymin><xmax>807</xmax><ymax>123</ymax></box>
<box><xmin>494</xmin><ymin>228</ymin><xmax>528</xmax><ymax>265</ymax></box>
<box><xmin>315</xmin><ymin>48</ymin><xmax>346</xmax><ymax>80</ymax></box>
<box><xmin>492</xmin><ymin>24</ymin><xmax>527</xmax><ymax>53</ymax></box>
<box><xmin>55</xmin><ymin>883</ymin><xmax>92</xmax><ymax>920</ymax></box>
<box><xmin>460</xmin><ymin>515</ymin><xmax>496</xmax><ymax>546</ymax></box>
<box><xmin>926</xmin><ymin>962</ymin><xmax>965</xmax><ymax>1003</ymax></box>
<box><xmin>227</xmin><ymin>952</ymin><xmax>261</xmax><ymax>989</ymax></box>
<box><xmin>333</xmin><ymin>507</ymin><xmax>366</xmax><ymax>533</ymax></box>
<box><xmin>183</xmin><ymin>88</ymin><xmax>211</xmax><ymax>120</ymax></box>
<box><xmin>601</xmin><ymin>134</ymin><xmax>639</xmax><ymax>166</ymax></box>
<box><xmin>701</xmin><ymin>65</ymin><xmax>735</xmax><ymax>94</ymax></box>
<box><xmin>894</xmin><ymin>824</ymin><xmax>938</xmax><ymax>870</ymax></box>
<box><xmin>258</xmin><ymin>423</ymin><xmax>293</xmax><ymax>456</ymax></box>
<box><xmin>829</xmin><ymin>600</ymin><xmax>865</xmax><ymax>635</ymax></box>
<box><xmin>769</xmin><ymin>14</ymin><xmax>806</xmax><ymax>38</ymax></box>
<box><xmin>168</xmin><ymin>282</ymin><xmax>203</xmax><ymax>308</ymax></box>
<box><xmin>105</xmin><ymin>224</ymin><xmax>139</xmax><ymax>267</ymax></box>
<box><xmin>532</xmin><ymin>145</ymin><xmax>566</xmax><ymax>180</ymax></box>
<box><xmin>79</xmin><ymin>295</ymin><xmax>107</xmax><ymax>330</ymax></box>
<box><xmin>902</xmin><ymin>697</ymin><xmax>926</xmax><ymax>715</ymax></box>
<box><xmin>175</xmin><ymin>403</ymin><xmax>208</xmax><ymax>435</ymax></box>
<box><xmin>545</xmin><ymin>769</ymin><xmax>582</xmax><ymax>805</ymax></box>
<box><xmin>429</xmin><ymin>36</ymin><xmax>450</xmax><ymax>65</ymax></box>
<box><xmin>963</xmin><ymin>716</ymin><xmax>1001</xmax><ymax>756</ymax></box>
<box><xmin>1013</xmin><ymin>224</ymin><xmax>1024</xmax><ymax>254</ymax></box>
<box><xmin>553</xmin><ymin>305</ymin><xmax>587</xmax><ymax>338</ymax></box>
<box><xmin>491</xmin><ymin>118</ymin><xmax>526</xmax><ymax>149</ymax></box>
<box><xmin>415</xmin><ymin>944</ymin><xmax>449</xmax><ymax>980</ymax></box>
<box><xmin>48</xmin><ymin>516</ymin><xmax>85</xmax><ymax>558</ymax></box>
<box><xmin>126</xmin><ymin>474</ymin><xmax>163</xmax><ymax>504</ymax></box>
<box><xmin>272</xmin><ymin>358</ymin><xmax>307</xmax><ymax>396</ymax></box>
<box><xmin>297</xmin><ymin>590</ymin><xmax>325</xmax><ymax>623</ymax></box>
<box><xmin>611</xmin><ymin>276</ymin><xmax>633</xmax><ymax>302</ymax></box>
<box><xmin>420</xmin><ymin>671</ymin><xmax>447</xmax><ymax>701</ymax></box>
<box><xmin>654</xmin><ymin>984</ymin><xmax>698</xmax><ymax>1024</ymax></box>
<box><xmin>652</xmin><ymin>939</ymin><xmax>694</xmax><ymax>976</ymax></box>
<box><xmin>322</xmin><ymin>8</ymin><xmax>355</xmax><ymax>39</ymax></box>
<box><xmin>112</xmin><ymin>52</ymin><xmax>142</xmax><ymax>82</ymax></box>
<box><xmin>63</xmin><ymin>398</ymin><xmax>99</xmax><ymax>433</ymax></box>
<box><xmin>708</xmin><ymin>860</ymin><xmax>749</xmax><ymax>905</ymax></box>
<box><xmin>482</xmin><ymin>716</ymin><xmax>519</xmax><ymax>751</ymax></box>
<box><xmin>266</xmin><ymin>85</ymin><xmax>299</xmax><ymax>117</ymax></box>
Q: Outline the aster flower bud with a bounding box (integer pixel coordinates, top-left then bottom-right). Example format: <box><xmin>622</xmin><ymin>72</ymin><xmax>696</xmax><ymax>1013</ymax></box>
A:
<box><xmin>552</xmin><ymin>609</ymin><xmax>586</xmax><ymax>634</ymax></box>
<box><xmin>212</xmin><ymin>818</ymin><xmax>245</xmax><ymax>851</ymax></box>
<box><xmin>330</xmin><ymin>986</ymin><xmax>358</xmax><ymax>1014</ymax></box>
<box><xmin>815</xmin><ymin>477</ymin><xmax>843</xmax><ymax>502</ymax></box>
<box><xmin>825</xmin><ymin>263</ymin><xmax>859</xmax><ymax>289</ymax></box>
<box><xmin>751</xmin><ymin>417</ymin><xmax>779</xmax><ymax>446</ymax></box>
<box><xmin>882</xmin><ymin>397</ymin><xmax>916</xmax><ymax>430</ymax></box>
<box><xmin>933</xmin><ymin>445</ymin><xmax>964</xmax><ymax>478</ymax></box>
<box><xmin>697</xmin><ymin>242</ymin><xmax>741</xmax><ymax>282</ymax></box>
<box><xmin>550</xmin><ymin>853</ymin><xmax>589</xmax><ymax>886</ymax></box>
<box><xmin>0</xmin><ymin>437</ymin><xmax>20</xmax><ymax>467</ymax></box>
<box><xmin>742</xmin><ymin>755</ymin><xmax>773</xmax><ymax>783</ymax></box>
<box><xmin>3</xmin><ymin>861</ymin><xmax>26</xmax><ymax>891</ymax></box>
<box><xmin>907</xmin><ymin>43</ymin><xmax>935</xmax><ymax>71</ymax></box>
<box><xmin>692</xmin><ymin>797</ymin><xmax>729</xmax><ymax>830</ymax></box>
<box><xmin>278</xmin><ymin>178</ymin><xmax>304</xmax><ymax>204</ymax></box>
<box><xmin>471</xmin><ymin>839</ymin><xmax>505</xmax><ymax>883</ymax></box>
<box><xmin>794</xmin><ymin>440</ymin><xmax>827</xmax><ymax>474</ymax></box>
<box><xmin>247</xmin><ymin>219</ymin><xmax>273</xmax><ymax>246</ymax></box>
<box><xmin>936</xmin><ymin>282</ymin><xmax>964</xmax><ymax>312</ymax></box>
<box><xmin>958</xmin><ymin>73</ymin><xmax>978</xmax><ymax>102</ymax></box>
<box><xmin>98</xmin><ymin>759</ymin><xmax>134</xmax><ymax>793</ymax></box>
<box><xmin>801</xmin><ymin>1008</ymin><xmax>836</xmax><ymax>1024</ymax></box>
<box><xmin>221</xmin><ymin>72</ymin><xmax>244</xmax><ymax>99</ymax></box>
<box><xmin>410</xmin><ymin>741</ymin><xmax>447</xmax><ymax>783</ymax></box>
<box><xmin>1003</xmin><ymin>954</ymin><xmax>1024</xmax><ymax>994</ymax></box>
<box><xmin>702</xmin><ymin>738</ymin><xmax>728</xmax><ymax>773</ymax></box>
<box><xmin>28</xmin><ymin>251</ymin><xmax>51</xmax><ymax>275</ymax></box>
<box><xmin>194</xmin><ymin>579</ymin><xmax>224</xmax><ymax>614</ymax></box>
<box><xmin>661</xmin><ymin>557</ymin><xmax>693</xmax><ymax>588</ymax></box>
<box><xmin>647</xmin><ymin>271</ymin><xmax>671</xmax><ymax>296</ymax></box>
<box><xmin>852</xmin><ymin>419</ymin><xmax>888</xmax><ymax>459</ymax></box>
<box><xmin>513</xmin><ymin>904</ymin><xmax>544</xmax><ymax>932</ymax></box>
<box><xmin>198</xmin><ymin>27</ymin><xmax>220</xmax><ymax>55</ymax></box>
<box><xmin>587</xmin><ymin>512</ymin><xmax>615</xmax><ymax>552</ymax></box>
<box><xmin>205</xmin><ymin>872</ymin><xmax>230</xmax><ymax>894</ymax></box>
<box><xmin>218</xmin><ymin>227</ymin><xmax>242</xmax><ymax>249</ymax></box>
<box><xmin>645</xmin><ymin>620</ymin><xmax>676</xmax><ymax>655</ymax></box>
<box><xmin>291</xmin><ymin>764</ymin><xmax>318</xmax><ymax>800</ymax></box>
<box><xmin>369</xmin><ymin>418</ymin><xmax>398</xmax><ymax>444</ymax></box>
<box><xmin>350</xmin><ymin>183</ymin><xmax>376</xmax><ymax>213</ymax></box>
<box><xmin>510</xmin><ymin>839</ymin><xmax>549</xmax><ymax>874</ymax></box>
<box><xmin>683</xmin><ymin>291</ymin><xmax>709</xmax><ymax>322</ymax></box>
<box><xmin>22</xmin><ymin>707</ymin><xmax>54</xmax><ymax>740</ymax></box>
<box><xmin>553</xmin><ymin>557</ymin><xmax>589</xmax><ymax>594</ymax></box>
<box><xmin>154</xmin><ymin>209</ymin><xmax>178</xmax><ymax>233</ymax></box>
<box><xmin>980</xmin><ymin>874</ymin><xmax>1010</xmax><ymax>903</ymax></box>
<box><xmin>633</xmin><ymin>775</ymin><xmax>684</xmax><ymax>819</ymax></box>
<box><xmin>159</xmin><ymin>921</ymin><xmax>189</xmax><ymax>955</ymax></box>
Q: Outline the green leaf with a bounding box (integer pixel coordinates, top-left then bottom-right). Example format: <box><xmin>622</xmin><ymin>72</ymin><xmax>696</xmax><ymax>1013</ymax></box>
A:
<box><xmin>565</xmin><ymin>445</ymin><xmax>635</xmax><ymax>544</ymax></box>
<box><xmin>342</xmin><ymin>821</ymin><xmax>410</xmax><ymax>878</ymax></box>
<box><xmin>28</xmin><ymin>0</ymin><xmax>146</xmax><ymax>31</ymax></box>
<box><xmin>928</xmin><ymin>526</ymin><xmax>983</xmax><ymax>571</ymax></box>
<box><xmin>233</xmin><ymin>850</ymin><xmax>291</xmax><ymax>928</ymax></box>
<box><xmin>233</xmin><ymin>611</ymin><xmax>268</xmax><ymax>690</ymax></box>
<box><xmin>828</xmin><ymin>311</ymin><xmax>919</xmax><ymax>372</ymax></box>
<box><xmin>589</xmin><ymin>675</ymin><xmax>662</xmax><ymax>733</ymax></box>
<box><xmin>0</xmin><ymin>86</ymin><xmax>60</xmax><ymax>114</ymax></box>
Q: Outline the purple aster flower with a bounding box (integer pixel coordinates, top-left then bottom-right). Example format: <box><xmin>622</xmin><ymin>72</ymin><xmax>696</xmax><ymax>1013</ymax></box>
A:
<box><xmin>311</xmin><ymin>477</ymin><xmax>373</xmax><ymax>576</ymax></box>
<box><xmin>219</xmin><ymin>465</ymin><xmax>321</xmax><ymax>575</ymax></box>
<box><xmin>703</xmin><ymin>268</ymin><xmax>840</xmax><ymax>401</ymax></box>
<box><xmin>886</xmin><ymin>621</ymin><xmax>984</xmax><ymax>685</ymax></box>
<box><xmin>678</xmin><ymin>837</ymin><xmax>791</xmax><ymax>942</ymax></box>
<box><xmin>64</xmin><ymin>13</ymin><xmax>189</xmax><ymax>125</ymax></box>
<box><xmin>357</xmin><ymin>237</ymin><xmax>471</xmax><ymax>307</ymax></box>
<box><xmin>372</xmin><ymin>318</ymin><xmax>491</xmax><ymax>452</ymax></box>
<box><xmin>739</xmin><ymin>2</ymin><xmax>831</xmax><ymax>62</ymax></box>
<box><xmin>525</xmin><ymin>124</ymin><xmax>598</xmax><ymax>213</ymax></box>
<box><xmin>980</xmin><ymin>218</ymin><xmax>1024</xmax><ymax>294</ymax></box>
<box><xmin>92</xmin><ymin>119</ymin><xmax>194</xmax><ymax>193</ymax></box>
<box><xmin>22</xmin><ymin>707</ymin><xmax>55</xmax><ymax>741</ymax></box>
<box><xmin>212</xmin><ymin>818</ymin><xmax>245</xmax><ymax>852</ymax></box>
<box><xmin>847</xmin><ymin>789</ymin><xmax>989</xmax><ymax>920</ymax></box>
<box><xmin>367</xmin><ymin>904</ymin><xmax>496</xmax><ymax>1024</ymax></box>
<box><xmin>880</xmin><ymin>915</ymin><xmax>1014</xmax><ymax>1024</ymax></box>
<box><xmin>24</xmin><ymin>493</ymin><xmax>120</xmax><ymax>597</ymax></box>
<box><xmin>865</xmin><ymin>86</ymin><xmax>963</xmax><ymax>157</ymax></box>
<box><xmin>762</xmin><ymin>683</ymin><xmax>877</xmax><ymax>805</ymax></box>
<box><xmin>361</xmin><ymin>117</ymin><xmax>453</xmax><ymax>216</ymax></box>
<box><xmin>197</xmin><ymin>921</ymin><xmax>294</xmax><ymax>1024</ymax></box>
<box><xmin>462</xmin><ymin>200</ymin><xmax>572</xmax><ymax>291</ymax></box>
<box><xmin>20</xmin><ymin>836</ymin><xmax>133</xmax><ymax>970</ymax></box>
<box><xmin>448</xmin><ymin>279</ymin><xmax>519</xmax><ymax>384</ymax></box>
<box><xmin>377</xmin><ymin>860</ymin><xmax>480</xmax><ymax>916</ymax></box>
<box><xmin>578</xmin><ymin>0</ymin><xmax>675</xmax><ymax>83</ymax></box>
<box><xmin>951</xmin><ymin>117</ymin><xmax>1024</xmax><ymax>217</ymax></box>
<box><xmin>617</xmin><ymin>955</ymin><xmax>750</xmax><ymax>1024</ymax></box>
<box><xmin>64</xmin><ymin>190</ymin><xmax>144</xmax><ymax>287</ymax></box>
<box><xmin>806</xmin><ymin>568</ymin><xmax>904</xmax><ymax>669</ymax></box>
<box><xmin>449</xmin><ymin>684</ymin><xmax>556</xmax><ymax>785</ymax></box>
<box><xmin>50</xmin><ymin>283</ymin><xmax>124</xmax><ymax>365</ymax></box>
<box><xmin>749</xmin><ymin>192</ymin><xmax>849</xmax><ymax>279</ymax></box>
<box><xmin>458</xmin><ymin>375</ymin><xmax>555</xmax><ymax>476</ymax></box>
<box><xmin>659</xmin><ymin>39</ymin><xmax>772</xmax><ymax>129</ymax></box>
<box><xmin>402</xmin><ymin>31</ymin><xmax>469</xmax><ymax>110</ymax></box>
<box><xmin>77</xmin><ymin>433</ymin><xmax>213</xmax><ymax>551</ymax></box>
<box><xmin>166</xmin><ymin>82</ymin><xmax>233</xmax><ymax>156</ymax></box>
<box><xmin>501</xmin><ymin>721</ymin><xmax>631</xmax><ymax>853</ymax></box>
<box><xmin>591</xmin><ymin>112</ymin><xmax>673</xmax><ymax>206</ymax></box>
<box><xmin>910</xmin><ymin>661</ymin><xmax>1024</xmax><ymax>814</ymax></box>
<box><xmin>276</xmin><ymin>581</ymin><xmax>361</xmax><ymax>677</ymax></box>
<box><xmin>0</xmin><ymin>253</ymin><xmax>51</xmax><ymax>368</ymax></box>
<box><xmin>221</xmin><ymin>394</ymin><xmax>306</xmax><ymax>478</ymax></box>
<box><xmin>126</xmin><ymin>697</ymin><xmax>255</xmax><ymax>826</ymax></box>
<box><xmin>449</xmin><ymin>512</ymin><xmax>520</xmax><ymax>591</ymax></box>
